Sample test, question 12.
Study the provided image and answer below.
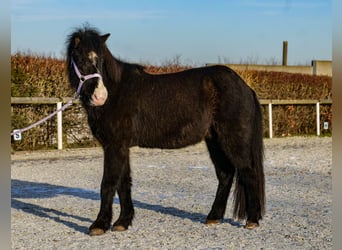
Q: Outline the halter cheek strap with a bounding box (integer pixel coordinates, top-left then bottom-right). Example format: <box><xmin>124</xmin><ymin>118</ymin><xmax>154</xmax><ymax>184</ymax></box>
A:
<box><xmin>71</xmin><ymin>58</ymin><xmax>103</xmax><ymax>96</ymax></box>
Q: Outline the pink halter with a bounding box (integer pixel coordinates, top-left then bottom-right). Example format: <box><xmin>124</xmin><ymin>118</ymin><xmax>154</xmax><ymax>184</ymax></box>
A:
<box><xmin>71</xmin><ymin>58</ymin><xmax>103</xmax><ymax>95</ymax></box>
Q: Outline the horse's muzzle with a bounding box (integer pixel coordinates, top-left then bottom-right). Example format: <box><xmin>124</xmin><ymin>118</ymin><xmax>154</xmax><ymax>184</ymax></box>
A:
<box><xmin>91</xmin><ymin>79</ymin><xmax>108</xmax><ymax>106</ymax></box>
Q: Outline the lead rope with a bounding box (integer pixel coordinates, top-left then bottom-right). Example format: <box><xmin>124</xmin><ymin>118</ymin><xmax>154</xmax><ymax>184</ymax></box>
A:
<box><xmin>11</xmin><ymin>95</ymin><xmax>79</xmax><ymax>139</ymax></box>
<box><xmin>11</xmin><ymin>59</ymin><xmax>102</xmax><ymax>140</ymax></box>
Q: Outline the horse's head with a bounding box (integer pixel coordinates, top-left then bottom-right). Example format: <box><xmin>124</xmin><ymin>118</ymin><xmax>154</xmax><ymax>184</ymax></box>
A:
<box><xmin>67</xmin><ymin>27</ymin><xmax>109</xmax><ymax>106</ymax></box>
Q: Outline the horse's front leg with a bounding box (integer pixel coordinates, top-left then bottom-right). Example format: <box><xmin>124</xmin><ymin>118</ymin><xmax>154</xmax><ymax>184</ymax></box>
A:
<box><xmin>89</xmin><ymin>145</ymin><xmax>132</xmax><ymax>236</ymax></box>
<box><xmin>112</xmin><ymin>165</ymin><xmax>134</xmax><ymax>232</ymax></box>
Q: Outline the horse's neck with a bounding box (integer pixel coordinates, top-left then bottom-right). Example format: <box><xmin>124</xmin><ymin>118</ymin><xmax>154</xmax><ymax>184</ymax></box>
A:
<box><xmin>104</xmin><ymin>52</ymin><xmax>123</xmax><ymax>83</ymax></box>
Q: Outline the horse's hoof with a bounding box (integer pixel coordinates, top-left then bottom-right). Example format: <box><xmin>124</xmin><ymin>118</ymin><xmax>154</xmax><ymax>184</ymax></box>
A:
<box><xmin>244</xmin><ymin>221</ymin><xmax>259</xmax><ymax>229</ymax></box>
<box><xmin>89</xmin><ymin>228</ymin><xmax>105</xmax><ymax>236</ymax></box>
<box><xmin>205</xmin><ymin>219</ymin><xmax>221</xmax><ymax>225</ymax></box>
<box><xmin>111</xmin><ymin>225</ymin><xmax>127</xmax><ymax>232</ymax></box>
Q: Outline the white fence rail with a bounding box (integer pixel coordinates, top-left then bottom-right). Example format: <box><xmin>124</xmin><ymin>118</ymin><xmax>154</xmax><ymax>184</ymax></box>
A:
<box><xmin>259</xmin><ymin>99</ymin><xmax>332</xmax><ymax>138</ymax></box>
<box><xmin>11</xmin><ymin>97</ymin><xmax>332</xmax><ymax>149</ymax></box>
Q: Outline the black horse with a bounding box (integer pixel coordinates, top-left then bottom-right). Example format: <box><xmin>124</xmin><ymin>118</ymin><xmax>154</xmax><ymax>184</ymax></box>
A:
<box><xmin>66</xmin><ymin>26</ymin><xmax>265</xmax><ymax>236</ymax></box>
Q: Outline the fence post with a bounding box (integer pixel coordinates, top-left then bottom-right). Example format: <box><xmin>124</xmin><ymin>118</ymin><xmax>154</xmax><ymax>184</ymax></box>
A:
<box><xmin>316</xmin><ymin>102</ymin><xmax>320</xmax><ymax>136</ymax></box>
<box><xmin>57</xmin><ymin>102</ymin><xmax>63</xmax><ymax>150</ymax></box>
<box><xmin>268</xmin><ymin>103</ymin><xmax>273</xmax><ymax>138</ymax></box>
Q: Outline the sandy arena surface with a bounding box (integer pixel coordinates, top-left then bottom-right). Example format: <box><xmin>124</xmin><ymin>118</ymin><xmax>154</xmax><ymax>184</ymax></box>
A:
<box><xmin>11</xmin><ymin>137</ymin><xmax>332</xmax><ymax>249</ymax></box>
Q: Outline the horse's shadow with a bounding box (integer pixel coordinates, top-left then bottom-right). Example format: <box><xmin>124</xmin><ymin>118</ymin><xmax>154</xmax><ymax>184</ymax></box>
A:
<box><xmin>11</xmin><ymin>179</ymin><xmax>241</xmax><ymax>234</ymax></box>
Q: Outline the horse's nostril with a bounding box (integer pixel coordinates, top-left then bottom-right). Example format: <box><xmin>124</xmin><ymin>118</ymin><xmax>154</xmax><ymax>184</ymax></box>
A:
<box><xmin>94</xmin><ymin>93</ymin><xmax>104</xmax><ymax>100</ymax></box>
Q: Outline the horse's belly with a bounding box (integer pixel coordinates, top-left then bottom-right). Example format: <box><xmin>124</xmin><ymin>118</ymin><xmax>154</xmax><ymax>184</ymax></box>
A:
<box><xmin>133</xmin><ymin>93</ymin><xmax>214</xmax><ymax>149</ymax></box>
<box><xmin>136</xmin><ymin>120</ymin><xmax>209</xmax><ymax>149</ymax></box>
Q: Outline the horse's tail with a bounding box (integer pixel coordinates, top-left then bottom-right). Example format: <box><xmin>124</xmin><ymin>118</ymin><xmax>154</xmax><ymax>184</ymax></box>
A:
<box><xmin>250</xmin><ymin>91</ymin><xmax>266</xmax><ymax>218</ymax></box>
<box><xmin>233</xmin><ymin>90</ymin><xmax>265</xmax><ymax>221</ymax></box>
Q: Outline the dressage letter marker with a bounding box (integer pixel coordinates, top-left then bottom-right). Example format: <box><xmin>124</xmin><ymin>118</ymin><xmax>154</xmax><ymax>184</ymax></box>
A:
<box><xmin>13</xmin><ymin>130</ymin><xmax>22</xmax><ymax>141</ymax></box>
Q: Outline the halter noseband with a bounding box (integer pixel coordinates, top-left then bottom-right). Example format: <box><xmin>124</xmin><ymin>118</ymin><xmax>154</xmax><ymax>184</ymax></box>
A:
<box><xmin>71</xmin><ymin>58</ymin><xmax>103</xmax><ymax>96</ymax></box>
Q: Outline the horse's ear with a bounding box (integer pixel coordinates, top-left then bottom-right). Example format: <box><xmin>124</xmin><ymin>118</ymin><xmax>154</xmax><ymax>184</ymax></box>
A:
<box><xmin>74</xmin><ymin>37</ymin><xmax>81</xmax><ymax>48</ymax></box>
<box><xmin>101</xmin><ymin>33</ymin><xmax>110</xmax><ymax>43</ymax></box>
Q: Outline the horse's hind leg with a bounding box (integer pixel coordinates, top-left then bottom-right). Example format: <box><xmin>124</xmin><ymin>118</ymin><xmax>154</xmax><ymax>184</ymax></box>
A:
<box><xmin>205</xmin><ymin>135</ymin><xmax>235</xmax><ymax>224</ymax></box>
<box><xmin>221</xmin><ymin>136</ymin><xmax>264</xmax><ymax>229</ymax></box>
<box><xmin>206</xmin><ymin>127</ymin><xmax>264</xmax><ymax>229</ymax></box>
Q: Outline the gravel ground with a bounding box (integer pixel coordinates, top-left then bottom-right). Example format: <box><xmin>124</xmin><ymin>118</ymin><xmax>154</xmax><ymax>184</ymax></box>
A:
<box><xmin>11</xmin><ymin>137</ymin><xmax>332</xmax><ymax>249</ymax></box>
